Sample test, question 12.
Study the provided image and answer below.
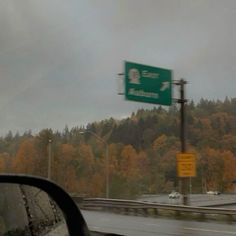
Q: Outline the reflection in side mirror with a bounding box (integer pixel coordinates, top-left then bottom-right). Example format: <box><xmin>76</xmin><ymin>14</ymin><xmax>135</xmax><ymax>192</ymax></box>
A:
<box><xmin>0</xmin><ymin>175</ymin><xmax>90</xmax><ymax>236</ymax></box>
<box><xmin>0</xmin><ymin>183</ymin><xmax>68</xmax><ymax>236</ymax></box>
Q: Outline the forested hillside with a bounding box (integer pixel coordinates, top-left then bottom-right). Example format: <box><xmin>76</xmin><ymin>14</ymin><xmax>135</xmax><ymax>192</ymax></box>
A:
<box><xmin>0</xmin><ymin>98</ymin><xmax>236</xmax><ymax>198</ymax></box>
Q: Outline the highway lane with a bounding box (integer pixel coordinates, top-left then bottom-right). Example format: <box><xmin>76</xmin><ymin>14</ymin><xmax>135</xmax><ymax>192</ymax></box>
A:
<box><xmin>81</xmin><ymin>210</ymin><xmax>236</xmax><ymax>236</ymax></box>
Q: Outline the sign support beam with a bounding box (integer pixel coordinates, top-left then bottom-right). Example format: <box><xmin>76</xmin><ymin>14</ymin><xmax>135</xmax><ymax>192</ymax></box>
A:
<box><xmin>175</xmin><ymin>79</ymin><xmax>188</xmax><ymax>205</ymax></box>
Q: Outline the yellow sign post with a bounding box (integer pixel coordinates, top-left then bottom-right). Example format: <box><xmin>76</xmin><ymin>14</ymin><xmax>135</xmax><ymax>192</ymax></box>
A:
<box><xmin>177</xmin><ymin>153</ymin><xmax>196</xmax><ymax>177</ymax></box>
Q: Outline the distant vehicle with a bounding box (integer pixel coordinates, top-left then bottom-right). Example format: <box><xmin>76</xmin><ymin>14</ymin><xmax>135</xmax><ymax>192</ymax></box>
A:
<box><xmin>207</xmin><ymin>191</ymin><xmax>221</xmax><ymax>195</ymax></box>
<box><xmin>207</xmin><ymin>191</ymin><xmax>214</xmax><ymax>195</ymax></box>
<box><xmin>169</xmin><ymin>191</ymin><xmax>181</xmax><ymax>199</ymax></box>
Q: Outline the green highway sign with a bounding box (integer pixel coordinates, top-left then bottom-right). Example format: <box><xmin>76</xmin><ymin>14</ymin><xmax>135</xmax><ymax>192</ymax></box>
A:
<box><xmin>125</xmin><ymin>61</ymin><xmax>172</xmax><ymax>106</ymax></box>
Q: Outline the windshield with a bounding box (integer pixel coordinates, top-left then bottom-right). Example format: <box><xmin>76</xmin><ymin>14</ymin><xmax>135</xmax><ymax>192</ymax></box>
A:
<box><xmin>0</xmin><ymin>1</ymin><xmax>236</xmax><ymax>236</ymax></box>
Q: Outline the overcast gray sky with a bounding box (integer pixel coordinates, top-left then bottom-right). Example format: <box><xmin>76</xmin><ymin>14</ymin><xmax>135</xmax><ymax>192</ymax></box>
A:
<box><xmin>0</xmin><ymin>0</ymin><xmax>235</xmax><ymax>135</ymax></box>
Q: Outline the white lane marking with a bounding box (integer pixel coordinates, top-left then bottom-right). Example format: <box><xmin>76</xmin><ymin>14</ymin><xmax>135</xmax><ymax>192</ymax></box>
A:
<box><xmin>185</xmin><ymin>227</ymin><xmax>236</xmax><ymax>235</ymax></box>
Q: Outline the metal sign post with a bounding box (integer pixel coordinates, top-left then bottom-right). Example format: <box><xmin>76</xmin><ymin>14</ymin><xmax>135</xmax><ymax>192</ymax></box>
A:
<box><xmin>175</xmin><ymin>79</ymin><xmax>188</xmax><ymax>205</ymax></box>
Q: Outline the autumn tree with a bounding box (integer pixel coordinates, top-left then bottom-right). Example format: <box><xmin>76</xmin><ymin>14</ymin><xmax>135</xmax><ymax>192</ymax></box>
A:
<box><xmin>75</xmin><ymin>143</ymin><xmax>104</xmax><ymax>197</ymax></box>
<box><xmin>13</xmin><ymin>138</ymin><xmax>37</xmax><ymax>174</ymax></box>
<box><xmin>116</xmin><ymin>145</ymin><xmax>148</xmax><ymax>198</ymax></box>
<box><xmin>53</xmin><ymin>143</ymin><xmax>79</xmax><ymax>193</ymax></box>
<box><xmin>0</xmin><ymin>153</ymin><xmax>11</xmax><ymax>172</ymax></box>
<box><xmin>222</xmin><ymin>150</ymin><xmax>236</xmax><ymax>191</ymax></box>
<box><xmin>34</xmin><ymin>129</ymin><xmax>54</xmax><ymax>177</ymax></box>
<box><xmin>200</xmin><ymin>148</ymin><xmax>224</xmax><ymax>191</ymax></box>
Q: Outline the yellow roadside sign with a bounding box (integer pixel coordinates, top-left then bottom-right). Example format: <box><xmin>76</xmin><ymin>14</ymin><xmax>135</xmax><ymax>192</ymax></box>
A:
<box><xmin>176</xmin><ymin>153</ymin><xmax>196</xmax><ymax>177</ymax></box>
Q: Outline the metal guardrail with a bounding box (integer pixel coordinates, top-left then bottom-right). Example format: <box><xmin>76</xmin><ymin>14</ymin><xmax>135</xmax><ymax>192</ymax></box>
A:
<box><xmin>72</xmin><ymin>197</ymin><xmax>236</xmax><ymax>221</ymax></box>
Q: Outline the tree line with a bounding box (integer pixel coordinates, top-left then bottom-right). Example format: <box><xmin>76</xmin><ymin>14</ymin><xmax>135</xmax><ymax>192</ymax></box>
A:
<box><xmin>0</xmin><ymin>97</ymin><xmax>236</xmax><ymax>198</ymax></box>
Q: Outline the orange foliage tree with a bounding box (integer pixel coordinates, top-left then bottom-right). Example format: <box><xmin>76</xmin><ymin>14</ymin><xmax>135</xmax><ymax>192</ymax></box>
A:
<box><xmin>222</xmin><ymin>150</ymin><xmax>236</xmax><ymax>191</ymax></box>
<box><xmin>200</xmin><ymin>147</ymin><xmax>224</xmax><ymax>191</ymax></box>
<box><xmin>75</xmin><ymin>143</ymin><xmax>104</xmax><ymax>197</ymax></box>
<box><xmin>53</xmin><ymin>143</ymin><xmax>79</xmax><ymax>193</ymax></box>
<box><xmin>12</xmin><ymin>138</ymin><xmax>37</xmax><ymax>174</ymax></box>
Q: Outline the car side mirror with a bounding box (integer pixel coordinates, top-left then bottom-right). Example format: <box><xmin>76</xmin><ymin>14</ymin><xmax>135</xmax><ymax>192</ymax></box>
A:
<box><xmin>0</xmin><ymin>174</ymin><xmax>90</xmax><ymax>236</ymax></box>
